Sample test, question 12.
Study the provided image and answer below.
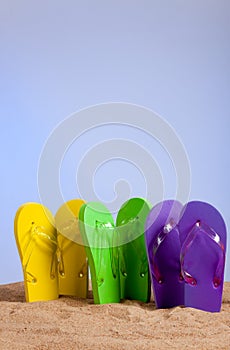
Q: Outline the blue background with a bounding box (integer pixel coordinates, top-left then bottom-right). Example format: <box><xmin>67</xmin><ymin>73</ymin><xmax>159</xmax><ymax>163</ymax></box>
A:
<box><xmin>1</xmin><ymin>1</ymin><xmax>229</xmax><ymax>283</ymax></box>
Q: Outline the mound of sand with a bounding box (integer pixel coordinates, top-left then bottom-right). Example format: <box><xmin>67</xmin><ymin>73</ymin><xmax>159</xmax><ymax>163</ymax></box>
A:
<box><xmin>0</xmin><ymin>282</ymin><xmax>229</xmax><ymax>349</ymax></box>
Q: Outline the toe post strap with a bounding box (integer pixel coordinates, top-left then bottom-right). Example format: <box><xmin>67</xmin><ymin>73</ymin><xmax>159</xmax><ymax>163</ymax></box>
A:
<box><xmin>180</xmin><ymin>220</ymin><xmax>225</xmax><ymax>287</ymax></box>
<box><xmin>151</xmin><ymin>218</ymin><xmax>178</xmax><ymax>284</ymax></box>
<box><xmin>23</xmin><ymin>223</ymin><xmax>57</xmax><ymax>282</ymax></box>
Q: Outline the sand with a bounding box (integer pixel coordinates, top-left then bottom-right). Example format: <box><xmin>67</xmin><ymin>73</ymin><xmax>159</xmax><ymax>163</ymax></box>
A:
<box><xmin>0</xmin><ymin>282</ymin><xmax>229</xmax><ymax>350</ymax></box>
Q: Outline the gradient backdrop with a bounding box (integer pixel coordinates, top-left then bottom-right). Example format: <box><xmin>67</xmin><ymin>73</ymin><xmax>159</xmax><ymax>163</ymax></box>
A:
<box><xmin>1</xmin><ymin>1</ymin><xmax>229</xmax><ymax>283</ymax></box>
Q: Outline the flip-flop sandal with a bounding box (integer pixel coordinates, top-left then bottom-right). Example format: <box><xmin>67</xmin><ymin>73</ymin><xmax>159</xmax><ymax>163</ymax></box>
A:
<box><xmin>145</xmin><ymin>200</ymin><xmax>184</xmax><ymax>308</ymax></box>
<box><xmin>178</xmin><ymin>201</ymin><xmax>227</xmax><ymax>312</ymax></box>
<box><xmin>79</xmin><ymin>202</ymin><xmax>120</xmax><ymax>304</ymax></box>
<box><xmin>14</xmin><ymin>202</ymin><xmax>58</xmax><ymax>302</ymax></box>
<box><xmin>116</xmin><ymin>198</ymin><xmax>151</xmax><ymax>302</ymax></box>
<box><xmin>55</xmin><ymin>199</ymin><xmax>88</xmax><ymax>298</ymax></box>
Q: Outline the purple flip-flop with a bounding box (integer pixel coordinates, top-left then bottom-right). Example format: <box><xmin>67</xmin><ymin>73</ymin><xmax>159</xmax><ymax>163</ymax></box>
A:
<box><xmin>179</xmin><ymin>201</ymin><xmax>227</xmax><ymax>312</ymax></box>
<box><xmin>145</xmin><ymin>200</ymin><xmax>184</xmax><ymax>308</ymax></box>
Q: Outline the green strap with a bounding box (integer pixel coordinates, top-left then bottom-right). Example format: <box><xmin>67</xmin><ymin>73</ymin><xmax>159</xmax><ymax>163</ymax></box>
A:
<box><xmin>119</xmin><ymin>216</ymin><xmax>148</xmax><ymax>277</ymax></box>
<box><xmin>94</xmin><ymin>221</ymin><xmax>118</xmax><ymax>287</ymax></box>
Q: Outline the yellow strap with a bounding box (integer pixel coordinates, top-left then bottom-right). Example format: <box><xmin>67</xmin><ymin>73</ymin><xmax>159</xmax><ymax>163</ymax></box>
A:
<box><xmin>22</xmin><ymin>224</ymin><xmax>57</xmax><ymax>283</ymax></box>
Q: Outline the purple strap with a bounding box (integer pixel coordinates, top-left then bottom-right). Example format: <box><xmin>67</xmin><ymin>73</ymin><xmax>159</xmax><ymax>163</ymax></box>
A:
<box><xmin>180</xmin><ymin>221</ymin><xmax>225</xmax><ymax>287</ymax></box>
<box><xmin>152</xmin><ymin>219</ymin><xmax>179</xmax><ymax>284</ymax></box>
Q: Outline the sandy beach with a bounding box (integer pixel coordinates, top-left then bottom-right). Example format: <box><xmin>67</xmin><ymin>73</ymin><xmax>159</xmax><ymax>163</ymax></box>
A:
<box><xmin>0</xmin><ymin>282</ymin><xmax>229</xmax><ymax>349</ymax></box>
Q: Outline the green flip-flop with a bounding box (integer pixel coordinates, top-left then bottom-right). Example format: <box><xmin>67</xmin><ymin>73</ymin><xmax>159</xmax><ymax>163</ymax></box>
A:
<box><xmin>79</xmin><ymin>202</ymin><xmax>120</xmax><ymax>304</ymax></box>
<box><xmin>79</xmin><ymin>198</ymin><xmax>151</xmax><ymax>304</ymax></box>
<box><xmin>116</xmin><ymin>198</ymin><xmax>151</xmax><ymax>302</ymax></box>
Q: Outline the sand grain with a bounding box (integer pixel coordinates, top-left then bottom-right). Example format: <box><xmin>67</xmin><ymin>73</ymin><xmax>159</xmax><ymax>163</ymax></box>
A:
<box><xmin>0</xmin><ymin>282</ymin><xmax>229</xmax><ymax>349</ymax></box>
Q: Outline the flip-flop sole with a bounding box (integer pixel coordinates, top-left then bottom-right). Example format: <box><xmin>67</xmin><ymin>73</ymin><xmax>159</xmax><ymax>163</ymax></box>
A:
<box><xmin>55</xmin><ymin>199</ymin><xmax>88</xmax><ymax>297</ymax></box>
<box><xmin>145</xmin><ymin>200</ymin><xmax>184</xmax><ymax>308</ymax></box>
<box><xmin>79</xmin><ymin>202</ymin><xmax>120</xmax><ymax>304</ymax></box>
<box><xmin>116</xmin><ymin>198</ymin><xmax>151</xmax><ymax>302</ymax></box>
<box><xmin>179</xmin><ymin>201</ymin><xmax>227</xmax><ymax>312</ymax></box>
<box><xmin>14</xmin><ymin>202</ymin><xmax>58</xmax><ymax>302</ymax></box>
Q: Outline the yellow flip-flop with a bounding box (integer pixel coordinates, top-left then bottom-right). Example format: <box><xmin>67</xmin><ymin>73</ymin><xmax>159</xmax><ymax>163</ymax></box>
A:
<box><xmin>14</xmin><ymin>202</ymin><xmax>59</xmax><ymax>302</ymax></box>
<box><xmin>55</xmin><ymin>199</ymin><xmax>88</xmax><ymax>297</ymax></box>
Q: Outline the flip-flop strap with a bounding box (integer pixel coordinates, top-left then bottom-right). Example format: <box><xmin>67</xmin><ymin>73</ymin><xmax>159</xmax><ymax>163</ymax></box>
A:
<box><xmin>180</xmin><ymin>221</ymin><xmax>225</xmax><ymax>287</ymax></box>
<box><xmin>94</xmin><ymin>221</ymin><xmax>117</xmax><ymax>286</ymax></box>
<box><xmin>22</xmin><ymin>224</ymin><xmax>57</xmax><ymax>283</ymax></box>
<box><xmin>57</xmin><ymin>217</ymin><xmax>87</xmax><ymax>278</ymax></box>
<box><xmin>151</xmin><ymin>219</ymin><xmax>179</xmax><ymax>284</ymax></box>
<box><xmin>57</xmin><ymin>238</ymin><xmax>74</xmax><ymax>277</ymax></box>
<box><xmin>119</xmin><ymin>216</ymin><xmax>148</xmax><ymax>278</ymax></box>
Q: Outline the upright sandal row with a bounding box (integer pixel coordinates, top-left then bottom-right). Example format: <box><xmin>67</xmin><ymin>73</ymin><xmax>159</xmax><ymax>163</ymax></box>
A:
<box><xmin>14</xmin><ymin>198</ymin><xmax>227</xmax><ymax>312</ymax></box>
